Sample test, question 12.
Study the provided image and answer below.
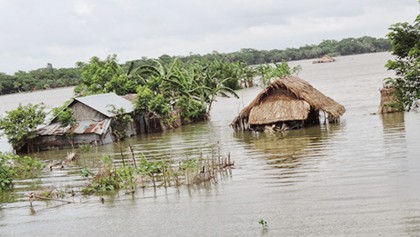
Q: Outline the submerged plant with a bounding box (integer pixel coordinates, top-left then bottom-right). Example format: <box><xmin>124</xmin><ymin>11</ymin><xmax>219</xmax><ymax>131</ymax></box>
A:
<box><xmin>259</xmin><ymin>219</ymin><xmax>268</xmax><ymax>228</ymax></box>
<box><xmin>0</xmin><ymin>158</ymin><xmax>14</xmax><ymax>190</ymax></box>
<box><xmin>82</xmin><ymin>155</ymin><xmax>138</xmax><ymax>194</ymax></box>
<box><xmin>81</xmin><ymin>148</ymin><xmax>234</xmax><ymax>195</ymax></box>
<box><xmin>0</xmin><ymin>153</ymin><xmax>45</xmax><ymax>190</ymax></box>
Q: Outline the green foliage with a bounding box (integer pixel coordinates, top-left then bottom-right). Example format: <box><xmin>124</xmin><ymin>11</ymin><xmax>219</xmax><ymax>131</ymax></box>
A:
<box><xmin>115</xmin><ymin>164</ymin><xmax>136</xmax><ymax>190</ymax></box>
<box><xmin>0</xmin><ymin>67</ymin><xmax>80</xmax><ymax>95</ymax></box>
<box><xmin>107</xmin><ymin>105</ymin><xmax>134</xmax><ymax>141</ymax></box>
<box><xmin>0</xmin><ymin>156</ymin><xmax>14</xmax><ymax>190</ymax></box>
<box><xmin>0</xmin><ymin>103</ymin><xmax>46</xmax><ymax>151</ymax></box>
<box><xmin>51</xmin><ymin>99</ymin><xmax>73</xmax><ymax>119</ymax></box>
<box><xmin>135</xmin><ymin>85</ymin><xmax>173</xmax><ymax>121</ymax></box>
<box><xmin>81</xmin><ymin>148</ymin><xmax>233</xmax><ymax>194</ymax></box>
<box><xmin>75</xmin><ymin>54</ymin><xmax>134</xmax><ymax>96</ymax></box>
<box><xmin>148</xmin><ymin>94</ymin><xmax>172</xmax><ymax>118</ymax></box>
<box><xmin>0</xmin><ymin>36</ymin><xmax>389</xmax><ymax>96</ymax></box>
<box><xmin>135</xmin><ymin>85</ymin><xmax>154</xmax><ymax>113</ymax></box>
<box><xmin>204</xmin><ymin>60</ymin><xmax>246</xmax><ymax>90</ymax></box>
<box><xmin>202</xmin><ymin>76</ymin><xmax>239</xmax><ymax>114</ymax></box>
<box><xmin>51</xmin><ymin>102</ymin><xmax>77</xmax><ymax>148</ymax></box>
<box><xmin>81</xmin><ymin>167</ymin><xmax>93</xmax><ymax>178</ymax></box>
<box><xmin>83</xmin><ymin>155</ymin><xmax>150</xmax><ymax>194</ymax></box>
<box><xmin>384</xmin><ymin>11</ymin><xmax>420</xmax><ymax>110</ymax></box>
<box><xmin>259</xmin><ymin>219</ymin><xmax>268</xmax><ymax>228</ymax></box>
<box><xmin>260</xmin><ymin>62</ymin><xmax>302</xmax><ymax>86</ymax></box>
<box><xmin>176</xmin><ymin>96</ymin><xmax>207</xmax><ymax>124</ymax></box>
<box><xmin>0</xmin><ymin>152</ymin><xmax>44</xmax><ymax>190</ymax></box>
<box><xmin>180</xmin><ymin>36</ymin><xmax>389</xmax><ymax>64</ymax></box>
<box><xmin>8</xmin><ymin>153</ymin><xmax>44</xmax><ymax>177</ymax></box>
<box><xmin>82</xmin><ymin>155</ymin><xmax>125</xmax><ymax>193</ymax></box>
<box><xmin>138</xmin><ymin>156</ymin><xmax>161</xmax><ymax>176</ymax></box>
<box><xmin>57</xmin><ymin>108</ymin><xmax>77</xmax><ymax>128</ymax></box>
<box><xmin>179</xmin><ymin>158</ymin><xmax>197</xmax><ymax>171</ymax></box>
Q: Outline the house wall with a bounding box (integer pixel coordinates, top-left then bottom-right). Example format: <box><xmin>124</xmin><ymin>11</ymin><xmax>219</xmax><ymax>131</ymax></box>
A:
<box><xmin>70</xmin><ymin>102</ymin><xmax>107</xmax><ymax>121</ymax></box>
<box><xmin>33</xmin><ymin>130</ymin><xmax>114</xmax><ymax>151</ymax></box>
<box><xmin>136</xmin><ymin>115</ymin><xmax>164</xmax><ymax>134</ymax></box>
<box><xmin>33</xmin><ymin>135</ymin><xmax>70</xmax><ymax>151</ymax></box>
<box><xmin>127</xmin><ymin>121</ymin><xmax>137</xmax><ymax>137</ymax></box>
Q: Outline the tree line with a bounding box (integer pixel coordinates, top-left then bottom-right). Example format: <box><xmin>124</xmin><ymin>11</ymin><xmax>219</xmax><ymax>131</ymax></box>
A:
<box><xmin>0</xmin><ymin>36</ymin><xmax>390</xmax><ymax>96</ymax></box>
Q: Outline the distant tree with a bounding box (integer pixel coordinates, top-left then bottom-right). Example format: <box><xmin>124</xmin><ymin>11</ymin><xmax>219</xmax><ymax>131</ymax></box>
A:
<box><xmin>0</xmin><ymin>104</ymin><xmax>46</xmax><ymax>153</ymax></box>
<box><xmin>75</xmin><ymin>55</ymin><xmax>134</xmax><ymax>96</ymax></box>
<box><xmin>260</xmin><ymin>62</ymin><xmax>301</xmax><ymax>86</ymax></box>
<box><xmin>384</xmin><ymin>11</ymin><xmax>420</xmax><ymax>111</ymax></box>
<box><xmin>0</xmin><ymin>36</ymin><xmax>391</xmax><ymax>96</ymax></box>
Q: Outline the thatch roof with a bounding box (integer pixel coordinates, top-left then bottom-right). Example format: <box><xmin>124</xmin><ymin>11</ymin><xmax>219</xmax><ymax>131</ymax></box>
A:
<box><xmin>313</xmin><ymin>56</ymin><xmax>336</xmax><ymax>64</ymax></box>
<box><xmin>231</xmin><ymin>76</ymin><xmax>345</xmax><ymax>129</ymax></box>
<box><xmin>377</xmin><ymin>87</ymin><xmax>399</xmax><ymax>113</ymax></box>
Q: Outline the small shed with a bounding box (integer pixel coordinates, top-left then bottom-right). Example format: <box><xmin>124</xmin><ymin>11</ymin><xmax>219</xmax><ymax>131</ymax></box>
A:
<box><xmin>32</xmin><ymin>93</ymin><xmax>136</xmax><ymax>150</ymax></box>
<box><xmin>231</xmin><ymin>76</ymin><xmax>346</xmax><ymax>131</ymax></box>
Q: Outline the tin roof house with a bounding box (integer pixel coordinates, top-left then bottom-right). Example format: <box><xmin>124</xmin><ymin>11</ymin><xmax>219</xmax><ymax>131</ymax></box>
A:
<box><xmin>32</xmin><ymin>93</ymin><xmax>136</xmax><ymax>151</ymax></box>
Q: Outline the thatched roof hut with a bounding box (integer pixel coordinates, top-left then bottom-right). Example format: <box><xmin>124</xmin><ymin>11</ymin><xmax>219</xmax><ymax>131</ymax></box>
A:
<box><xmin>312</xmin><ymin>56</ymin><xmax>336</xmax><ymax>64</ymax></box>
<box><xmin>231</xmin><ymin>76</ymin><xmax>345</xmax><ymax>131</ymax></box>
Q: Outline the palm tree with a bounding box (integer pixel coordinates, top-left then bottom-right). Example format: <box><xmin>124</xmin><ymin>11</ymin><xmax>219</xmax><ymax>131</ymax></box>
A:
<box><xmin>203</xmin><ymin>71</ymin><xmax>239</xmax><ymax>114</ymax></box>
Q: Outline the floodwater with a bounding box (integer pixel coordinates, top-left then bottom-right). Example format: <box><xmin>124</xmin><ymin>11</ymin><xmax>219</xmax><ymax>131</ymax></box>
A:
<box><xmin>1</xmin><ymin>52</ymin><xmax>420</xmax><ymax>236</ymax></box>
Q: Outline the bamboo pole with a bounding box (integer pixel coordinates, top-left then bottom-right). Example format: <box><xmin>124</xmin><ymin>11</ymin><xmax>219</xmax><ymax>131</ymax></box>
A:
<box><xmin>162</xmin><ymin>161</ymin><xmax>167</xmax><ymax>189</ymax></box>
<box><xmin>128</xmin><ymin>144</ymin><xmax>137</xmax><ymax>168</ymax></box>
<box><xmin>29</xmin><ymin>192</ymin><xmax>73</xmax><ymax>205</ymax></box>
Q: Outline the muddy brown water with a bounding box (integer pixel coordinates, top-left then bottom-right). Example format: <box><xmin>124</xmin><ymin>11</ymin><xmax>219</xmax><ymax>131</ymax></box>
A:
<box><xmin>1</xmin><ymin>52</ymin><xmax>420</xmax><ymax>236</ymax></box>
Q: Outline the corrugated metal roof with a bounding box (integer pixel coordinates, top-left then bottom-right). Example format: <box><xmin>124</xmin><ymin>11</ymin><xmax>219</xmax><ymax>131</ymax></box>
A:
<box><xmin>37</xmin><ymin>119</ymin><xmax>111</xmax><ymax>136</ymax></box>
<box><xmin>74</xmin><ymin>93</ymin><xmax>134</xmax><ymax>117</ymax></box>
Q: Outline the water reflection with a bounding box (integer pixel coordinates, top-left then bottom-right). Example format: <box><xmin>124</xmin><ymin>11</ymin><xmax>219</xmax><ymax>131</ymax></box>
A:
<box><xmin>380</xmin><ymin>112</ymin><xmax>407</xmax><ymax>159</ymax></box>
<box><xmin>231</xmin><ymin>123</ymin><xmax>344</xmax><ymax>187</ymax></box>
<box><xmin>381</xmin><ymin>112</ymin><xmax>405</xmax><ymax>131</ymax></box>
<box><xmin>233</xmin><ymin>123</ymin><xmax>343</xmax><ymax>165</ymax></box>
<box><xmin>403</xmin><ymin>215</ymin><xmax>420</xmax><ymax>236</ymax></box>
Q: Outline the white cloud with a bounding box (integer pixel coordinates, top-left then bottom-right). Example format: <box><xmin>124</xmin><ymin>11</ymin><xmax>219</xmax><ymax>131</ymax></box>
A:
<box><xmin>0</xmin><ymin>0</ymin><xmax>418</xmax><ymax>73</ymax></box>
<box><xmin>72</xmin><ymin>0</ymin><xmax>95</xmax><ymax>16</ymax></box>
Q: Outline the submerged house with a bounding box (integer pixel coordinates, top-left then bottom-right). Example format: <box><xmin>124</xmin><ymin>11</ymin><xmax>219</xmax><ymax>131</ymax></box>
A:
<box><xmin>312</xmin><ymin>56</ymin><xmax>336</xmax><ymax>64</ymax></box>
<box><xmin>231</xmin><ymin>76</ymin><xmax>346</xmax><ymax>132</ymax></box>
<box><xmin>32</xmin><ymin>93</ymin><xmax>136</xmax><ymax>151</ymax></box>
<box><xmin>377</xmin><ymin>87</ymin><xmax>399</xmax><ymax>113</ymax></box>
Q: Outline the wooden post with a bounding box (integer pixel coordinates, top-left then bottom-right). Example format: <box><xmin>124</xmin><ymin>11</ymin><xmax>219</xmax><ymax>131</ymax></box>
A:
<box><xmin>128</xmin><ymin>144</ymin><xmax>137</xmax><ymax>168</ymax></box>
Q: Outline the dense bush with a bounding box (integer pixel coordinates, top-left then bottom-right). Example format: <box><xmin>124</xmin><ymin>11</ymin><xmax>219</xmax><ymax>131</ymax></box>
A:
<box><xmin>0</xmin><ymin>103</ymin><xmax>46</xmax><ymax>152</ymax></box>
<box><xmin>384</xmin><ymin>13</ymin><xmax>420</xmax><ymax>110</ymax></box>
<box><xmin>176</xmin><ymin>96</ymin><xmax>207</xmax><ymax>124</ymax></box>
<box><xmin>0</xmin><ymin>153</ymin><xmax>44</xmax><ymax>190</ymax></box>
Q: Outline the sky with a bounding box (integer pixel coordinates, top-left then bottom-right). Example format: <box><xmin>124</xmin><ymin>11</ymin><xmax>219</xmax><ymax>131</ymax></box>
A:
<box><xmin>0</xmin><ymin>0</ymin><xmax>419</xmax><ymax>74</ymax></box>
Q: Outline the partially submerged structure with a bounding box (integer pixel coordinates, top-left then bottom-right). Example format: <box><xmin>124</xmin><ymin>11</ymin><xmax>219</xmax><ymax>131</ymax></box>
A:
<box><xmin>33</xmin><ymin>93</ymin><xmax>136</xmax><ymax>150</ymax></box>
<box><xmin>231</xmin><ymin>76</ymin><xmax>346</xmax><ymax>132</ymax></box>
<box><xmin>312</xmin><ymin>56</ymin><xmax>336</xmax><ymax>64</ymax></box>
<box><xmin>377</xmin><ymin>87</ymin><xmax>400</xmax><ymax>113</ymax></box>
